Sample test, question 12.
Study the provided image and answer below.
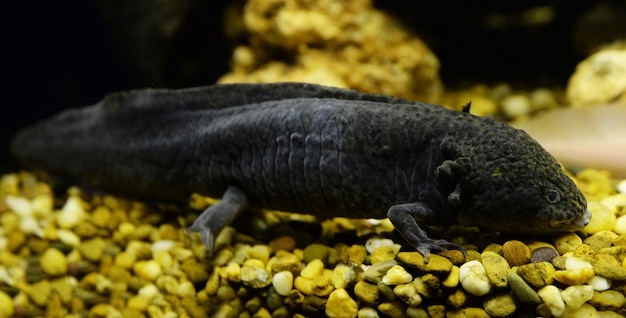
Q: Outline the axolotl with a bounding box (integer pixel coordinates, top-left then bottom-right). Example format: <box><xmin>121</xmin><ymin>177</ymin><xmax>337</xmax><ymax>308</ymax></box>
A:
<box><xmin>10</xmin><ymin>82</ymin><xmax>590</xmax><ymax>260</ymax></box>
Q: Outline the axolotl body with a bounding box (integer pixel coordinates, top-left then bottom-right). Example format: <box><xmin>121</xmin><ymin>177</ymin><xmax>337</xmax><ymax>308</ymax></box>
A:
<box><xmin>11</xmin><ymin>82</ymin><xmax>590</xmax><ymax>260</ymax></box>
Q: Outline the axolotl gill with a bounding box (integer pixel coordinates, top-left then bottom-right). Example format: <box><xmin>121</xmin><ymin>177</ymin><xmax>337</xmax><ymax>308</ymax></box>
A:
<box><xmin>10</xmin><ymin>82</ymin><xmax>590</xmax><ymax>260</ymax></box>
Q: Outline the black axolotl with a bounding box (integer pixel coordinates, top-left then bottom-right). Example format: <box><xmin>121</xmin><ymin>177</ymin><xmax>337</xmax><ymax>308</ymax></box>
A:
<box><xmin>10</xmin><ymin>82</ymin><xmax>590</xmax><ymax>260</ymax></box>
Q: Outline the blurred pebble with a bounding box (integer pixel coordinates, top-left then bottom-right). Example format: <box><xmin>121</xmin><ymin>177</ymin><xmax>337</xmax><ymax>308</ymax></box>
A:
<box><xmin>585</xmin><ymin>202</ymin><xmax>617</xmax><ymax>234</ymax></box>
<box><xmin>617</xmin><ymin>179</ymin><xmax>626</xmax><ymax>194</ymax></box>
<box><xmin>133</xmin><ymin>260</ymin><xmax>162</xmax><ymax>282</ymax></box>
<box><xmin>303</xmin><ymin>244</ymin><xmax>329</xmax><ymax>264</ymax></box>
<box><xmin>365</xmin><ymin>237</ymin><xmax>395</xmax><ymax>253</ymax></box>
<box><xmin>354</xmin><ymin>281</ymin><xmax>379</xmax><ymax>304</ymax></box>
<box><xmin>459</xmin><ymin>261</ymin><xmax>492</xmax><ymax>296</ymax></box>
<box><xmin>538</xmin><ymin>285</ymin><xmax>565</xmax><ymax>317</ymax></box>
<box><xmin>272</xmin><ymin>271</ymin><xmax>293</xmax><ymax>296</ymax></box>
<box><xmin>0</xmin><ymin>291</ymin><xmax>14</xmax><ymax>318</ymax></box>
<box><xmin>40</xmin><ymin>247</ymin><xmax>68</xmax><ymax>276</ymax></box>
<box><xmin>501</xmin><ymin>94</ymin><xmax>531</xmax><ymax>118</ymax></box>
<box><xmin>57</xmin><ymin>196</ymin><xmax>88</xmax><ymax>229</ymax></box>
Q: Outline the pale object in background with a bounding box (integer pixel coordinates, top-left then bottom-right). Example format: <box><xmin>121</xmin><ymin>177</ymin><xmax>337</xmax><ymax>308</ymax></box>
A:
<box><xmin>514</xmin><ymin>103</ymin><xmax>626</xmax><ymax>177</ymax></box>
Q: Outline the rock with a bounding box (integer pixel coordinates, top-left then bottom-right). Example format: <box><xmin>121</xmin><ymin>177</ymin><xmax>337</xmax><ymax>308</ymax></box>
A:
<box><xmin>553</xmin><ymin>232</ymin><xmax>584</xmax><ymax>255</ymax></box>
<box><xmin>354</xmin><ymin>280</ymin><xmax>380</xmax><ymax>305</ymax></box>
<box><xmin>459</xmin><ymin>260</ymin><xmax>492</xmax><ymax>296</ymax></box>
<box><xmin>482</xmin><ymin>292</ymin><xmax>517</xmax><ymax>317</ymax></box>
<box><xmin>530</xmin><ymin>246</ymin><xmax>559</xmax><ymax>263</ymax></box>
<box><xmin>560</xmin><ymin>285</ymin><xmax>594</xmax><ymax>308</ymax></box>
<box><xmin>396</xmin><ymin>252</ymin><xmax>453</xmax><ymax>274</ymax></box>
<box><xmin>377</xmin><ymin>300</ymin><xmax>407</xmax><ymax>318</ymax></box>
<box><xmin>592</xmin><ymin>255</ymin><xmax>626</xmax><ymax>280</ymax></box>
<box><xmin>516</xmin><ymin>262</ymin><xmax>556</xmax><ymax>288</ymax></box>
<box><xmin>508</xmin><ymin>272</ymin><xmax>541</xmax><ymax>305</ymax></box>
<box><xmin>589</xmin><ymin>290</ymin><xmax>626</xmax><ymax>310</ymax></box>
<box><xmin>584</xmin><ymin>202</ymin><xmax>617</xmax><ymax>235</ymax></box>
<box><xmin>537</xmin><ymin>285</ymin><xmax>565</xmax><ymax>317</ymax></box>
<box><xmin>240</xmin><ymin>266</ymin><xmax>271</xmax><ymax>288</ymax></box>
<box><xmin>442</xmin><ymin>265</ymin><xmax>460</xmax><ymax>288</ymax></box>
<box><xmin>363</xmin><ymin>259</ymin><xmax>398</xmax><ymax>284</ymax></box>
<box><xmin>502</xmin><ymin>240</ymin><xmax>530</xmax><ymax>266</ymax></box>
<box><xmin>300</xmin><ymin>259</ymin><xmax>324</xmax><ymax>279</ymax></box>
<box><xmin>567</xmin><ymin>47</ymin><xmax>626</xmax><ymax>105</ymax></box>
<box><xmin>588</xmin><ymin>275</ymin><xmax>612</xmax><ymax>291</ymax></box>
<box><xmin>0</xmin><ymin>291</ymin><xmax>15</xmax><ymax>318</ymax></box>
<box><xmin>382</xmin><ymin>265</ymin><xmax>413</xmax><ymax>285</ymax></box>
<box><xmin>480</xmin><ymin>251</ymin><xmax>510</xmax><ymax>288</ymax></box>
<box><xmin>326</xmin><ymin>288</ymin><xmax>358</xmax><ymax>318</ymax></box>
<box><xmin>303</xmin><ymin>244</ymin><xmax>329</xmax><ymax>264</ymax></box>
<box><xmin>553</xmin><ymin>268</ymin><xmax>595</xmax><ymax>285</ymax></box>
<box><xmin>40</xmin><ymin>247</ymin><xmax>68</xmax><ymax>276</ymax></box>
<box><xmin>393</xmin><ymin>283</ymin><xmax>422</xmax><ymax>306</ymax></box>
<box><xmin>221</xmin><ymin>0</ymin><xmax>443</xmax><ymax>102</ymax></box>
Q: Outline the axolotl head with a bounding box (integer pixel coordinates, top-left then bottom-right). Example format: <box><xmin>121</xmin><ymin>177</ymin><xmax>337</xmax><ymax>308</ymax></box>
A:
<box><xmin>441</xmin><ymin>124</ymin><xmax>590</xmax><ymax>234</ymax></box>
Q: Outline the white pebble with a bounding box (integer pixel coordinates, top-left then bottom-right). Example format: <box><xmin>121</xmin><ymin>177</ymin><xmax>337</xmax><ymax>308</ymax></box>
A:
<box><xmin>382</xmin><ymin>265</ymin><xmax>413</xmax><ymax>285</ymax></box>
<box><xmin>565</xmin><ymin>256</ymin><xmax>593</xmax><ymax>270</ymax></box>
<box><xmin>19</xmin><ymin>217</ymin><xmax>43</xmax><ymax>237</ymax></box>
<box><xmin>561</xmin><ymin>285</ymin><xmax>594</xmax><ymax>308</ymax></box>
<box><xmin>615</xmin><ymin>215</ymin><xmax>626</xmax><ymax>235</ymax></box>
<box><xmin>459</xmin><ymin>260</ymin><xmax>492</xmax><ymax>296</ymax></box>
<box><xmin>365</xmin><ymin>237</ymin><xmax>395</xmax><ymax>253</ymax></box>
<box><xmin>272</xmin><ymin>271</ymin><xmax>293</xmax><ymax>296</ymax></box>
<box><xmin>57</xmin><ymin>229</ymin><xmax>81</xmax><ymax>247</ymax></box>
<box><xmin>152</xmin><ymin>240</ymin><xmax>176</xmax><ymax>253</ymax></box>
<box><xmin>138</xmin><ymin>284</ymin><xmax>160</xmax><ymax>302</ymax></box>
<box><xmin>357</xmin><ymin>307</ymin><xmax>380</xmax><ymax>318</ymax></box>
<box><xmin>4</xmin><ymin>195</ymin><xmax>32</xmax><ymax>217</ymax></box>
<box><xmin>538</xmin><ymin>285</ymin><xmax>565</xmax><ymax>317</ymax></box>
<box><xmin>501</xmin><ymin>94</ymin><xmax>531</xmax><ymax>118</ymax></box>
<box><xmin>588</xmin><ymin>276</ymin><xmax>611</xmax><ymax>291</ymax></box>
<box><xmin>617</xmin><ymin>179</ymin><xmax>626</xmax><ymax>194</ymax></box>
<box><xmin>57</xmin><ymin>196</ymin><xmax>88</xmax><ymax>229</ymax></box>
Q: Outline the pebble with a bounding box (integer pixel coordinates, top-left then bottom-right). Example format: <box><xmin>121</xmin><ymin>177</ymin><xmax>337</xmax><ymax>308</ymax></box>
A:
<box><xmin>369</xmin><ymin>245</ymin><xmax>397</xmax><ymax>264</ymax></box>
<box><xmin>458</xmin><ymin>260</ymin><xmax>492</xmax><ymax>296</ymax></box>
<box><xmin>354</xmin><ymin>281</ymin><xmax>379</xmax><ymax>304</ymax></box>
<box><xmin>272</xmin><ymin>271</ymin><xmax>293</xmax><ymax>296</ymax></box>
<box><xmin>363</xmin><ymin>259</ymin><xmax>397</xmax><ymax>284</ymax></box>
<box><xmin>357</xmin><ymin>307</ymin><xmax>379</xmax><ymax>318</ymax></box>
<box><xmin>592</xmin><ymin>255</ymin><xmax>626</xmax><ymax>280</ymax></box>
<box><xmin>331</xmin><ymin>263</ymin><xmax>359</xmax><ymax>289</ymax></box>
<box><xmin>442</xmin><ymin>265</ymin><xmax>460</xmax><ymax>288</ymax></box>
<box><xmin>393</xmin><ymin>283</ymin><xmax>422</xmax><ymax>306</ymax></box>
<box><xmin>507</xmin><ymin>272</ymin><xmax>540</xmax><ymax>305</ymax></box>
<box><xmin>537</xmin><ymin>285</ymin><xmax>565</xmax><ymax>317</ymax></box>
<box><xmin>590</xmin><ymin>290</ymin><xmax>626</xmax><ymax>309</ymax></box>
<box><xmin>615</xmin><ymin>215</ymin><xmax>626</xmax><ymax>235</ymax></box>
<box><xmin>303</xmin><ymin>244</ymin><xmax>329</xmax><ymax>264</ymax></box>
<box><xmin>381</xmin><ymin>265</ymin><xmax>413</xmax><ymax>285</ymax></box>
<box><xmin>365</xmin><ymin>237</ymin><xmax>395</xmax><ymax>254</ymax></box>
<box><xmin>587</xmin><ymin>275</ymin><xmax>611</xmax><ymax>291</ymax></box>
<box><xmin>502</xmin><ymin>240</ymin><xmax>530</xmax><ymax>266</ymax></box>
<box><xmin>300</xmin><ymin>259</ymin><xmax>324</xmax><ymax>279</ymax></box>
<box><xmin>377</xmin><ymin>300</ymin><xmax>406</xmax><ymax>318</ymax></box>
<box><xmin>530</xmin><ymin>246</ymin><xmax>559</xmax><ymax>263</ymax></box>
<box><xmin>482</xmin><ymin>293</ymin><xmax>517</xmax><ymax>317</ymax></box>
<box><xmin>0</xmin><ymin>291</ymin><xmax>15</xmax><ymax>318</ymax></box>
<box><xmin>396</xmin><ymin>252</ymin><xmax>453</xmax><ymax>274</ymax></box>
<box><xmin>516</xmin><ymin>262</ymin><xmax>555</xmax><ymax>288</ymax></box>
<box><xmin>585</xmin><ymin>202</ymin><xmax>617</xmax><ymax>234</ymax></box>
<box><xmin>78</xmin><ymin>237</ymin><xmax>105</xmax><ymax>262</ymax></box>
<box><xmin>311</xmin><ymin>269</ymin><xmax>334</xmax><ymax>297</ymax></box>
<box><xmin>480</xmin><ymin>251</ymin><xmax>510</xmax><ymax>288</ymax></box>
<box><xmin>56</xmin><ymin>196</ymin><xmax>88</xmax><ymax>229</ymax></box>
<box><xmin>40</xmin><ymin>247</ymin><xmax>68</xmax><ymax>276</ymax></box>
<box><xmin>133</xmin><ymin>260</ymin><xmax>163</xmax><ymax>282</ymax></box>
<box><xmin>326</xmin><ymin>288</ymin><xmax>358</xmax><ymax>318</ymax></box>
<box><xmin>553</xmin><ymin>232</ymin><xmax>583</xmax><ymax>254</ymax></box>
<box><xmin>560</xmin><ymin>303</ymin><xmax>598</xmax><ymax>318</ymax></box>
<box><xmin>560</xmin><ymin>285</ymin><xmax>595</xmax><ymax>308</ymax></box>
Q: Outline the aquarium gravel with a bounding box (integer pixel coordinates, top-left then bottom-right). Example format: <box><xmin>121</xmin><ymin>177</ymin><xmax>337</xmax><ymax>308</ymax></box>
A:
<box><xmin>0</xmin><ymin>170</ymin><xmax>625</xmax><ymax>318</ymax></box>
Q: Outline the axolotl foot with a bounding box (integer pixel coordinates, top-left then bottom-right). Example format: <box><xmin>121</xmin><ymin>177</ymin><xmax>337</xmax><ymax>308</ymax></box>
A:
<box><xmin>186</xmin><ymin>186</ymin><xmax>249</xmax><ymax>257</ymax></box>
<box><xmin>388</xmin><ymin>202</ymin><xmax>466</xmax><ymax>263</ymax></box>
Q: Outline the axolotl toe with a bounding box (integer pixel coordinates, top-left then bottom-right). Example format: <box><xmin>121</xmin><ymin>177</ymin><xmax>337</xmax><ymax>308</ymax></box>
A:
<box><xmin>10</xmin><ymin>82</ymin><xmax>589</xmax><ymax>261</ymax></box>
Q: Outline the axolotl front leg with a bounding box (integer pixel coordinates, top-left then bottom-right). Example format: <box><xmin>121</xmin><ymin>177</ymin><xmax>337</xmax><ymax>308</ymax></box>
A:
<box><xmin>186</xmin><ymin>186</ymin><xmax>249</xmax><ymax>255</ymax></box>
<box><xmin>388</xmin><ymin>203</ymin><xmax>466</xmax><ymax>262</ymax></box>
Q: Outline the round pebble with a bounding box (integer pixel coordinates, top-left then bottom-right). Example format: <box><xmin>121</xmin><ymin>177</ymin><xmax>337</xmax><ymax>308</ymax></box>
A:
<box><xmin>516</xmin><ymin>262</ymin><xmax>555</xmax><ymax>288</ymax></box>
<box><xmin>483</xmin><ymin>293</ymin><xmax>517</xmax><ymax>317</ymax></box>
<box><xmin>459</xmin><ymin>260</ymin><xmax>492</xmax><ymax>296</ymax></box>
<box><xmin>502</xmin><ymin>240</ymin><xmax>530</xmax><ymax>266</ymax></box>
<box><xmin>587</xmin><ymin>275</ymin><xmax>611</xmax><ymax>291</ymax></box>
<box><xmin>40</xmin><ymin>247</ymin><xmax>68</xmax><ymax>276</ymax></box>
<box><xmin>354</xmin><ymin>281</ymin><xmax>379</xmax><ymax>304</ymax></box>
<box><xmin>585</xmin><ymin>202</ymin><xmax>617</xmax><ymax>234</ymax></box>
<box><xmin>480</xmin><ymin>251</ymin><xmax>510</xmax><ymax>288</ymax></box>
<box><xmin>507</xmin><ymin>272</ymin><xmax>540</xmax><ymax>305</ymax></box>
<box><xmin>272</xmin><ymin>271</ymin><xmax>293</xmax><ymax>296</ymax></box>
<box><xmin>553</xmin><ymin>232</ymin><xmax>583</xmax><ymax>255</ymax></box>
<box><xmin>0</xmin><ymin>291</ymin><xmax>14</xmax><ymax>318</ymax></box>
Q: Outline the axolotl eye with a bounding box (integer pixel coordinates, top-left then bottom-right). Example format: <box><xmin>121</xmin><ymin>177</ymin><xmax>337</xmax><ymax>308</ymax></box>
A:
<box><xmin>547</xmin><ymin>190</ymin><xmax>560</xmax><ymax>203</ymax></box>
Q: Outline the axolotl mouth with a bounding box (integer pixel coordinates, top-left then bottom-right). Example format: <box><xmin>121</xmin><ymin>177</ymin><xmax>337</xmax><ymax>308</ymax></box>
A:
<box><xmin>549</xmin><ymin>208</ymin><xmax>591</xmax><ymax>230</ymax></box>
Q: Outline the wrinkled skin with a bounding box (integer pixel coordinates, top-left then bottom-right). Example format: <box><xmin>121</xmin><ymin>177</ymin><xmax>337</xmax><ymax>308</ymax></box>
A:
<box><xmin>11</xmin><ymin>82</ymin><xmax>589</xmax><ymax>261</ymax></box>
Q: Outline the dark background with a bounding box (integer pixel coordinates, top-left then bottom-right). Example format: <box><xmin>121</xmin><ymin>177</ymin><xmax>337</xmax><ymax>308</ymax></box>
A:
<box><xmin>1</xmin><ymin>1</ymin><xmax>602</xmax><ymax>173</ymax></box>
